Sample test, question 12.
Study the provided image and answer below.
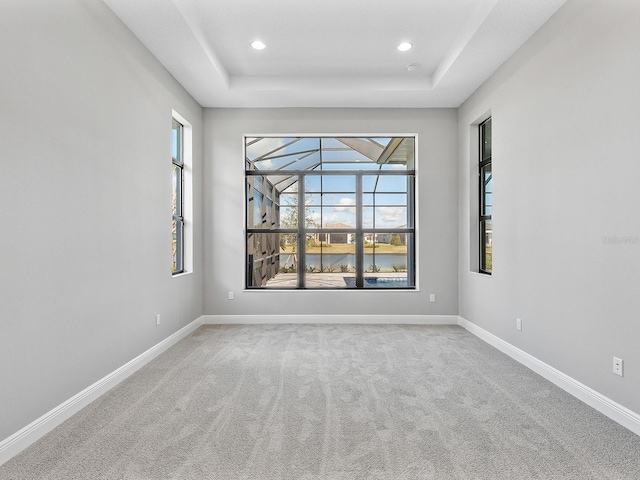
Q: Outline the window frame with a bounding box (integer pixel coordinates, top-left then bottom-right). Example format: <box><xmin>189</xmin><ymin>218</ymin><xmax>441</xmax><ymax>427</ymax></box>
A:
<box><xmin>479</xmin><ymin>118</ymin><xmax>492</xmax><ymax>275</ymax></box>
<box><xmin>245</xmin><ymin>135</ymin><xmax>416</xmax><ymax>290</ymax></box>
<box><xmin>172</xmin><ymin>117</ymin><xmax>185</xmax><ymax>275</ymax></box>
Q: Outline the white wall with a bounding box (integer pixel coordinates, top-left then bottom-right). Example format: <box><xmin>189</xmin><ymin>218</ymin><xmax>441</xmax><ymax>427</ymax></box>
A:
<box><xmin>0</xmin><ymin>0</ymin><xmax>203</xmax><ymax>441</ymax></box>
<box><xmin>458</xmin><ymin>0</ymin><xmax>640</xmax><ymax>414</ymax></box>
<box><xmin>204</xmin><ymin>108</ymin><xmax>458</xmax><ymax>317</ymax></box>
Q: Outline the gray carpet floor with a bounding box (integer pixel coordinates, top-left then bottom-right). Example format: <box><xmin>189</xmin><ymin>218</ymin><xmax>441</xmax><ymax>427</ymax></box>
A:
<box><xmin>2</xmin><ymin>324</ymin><xmax>639</xmax><ymax>479</ymax></box>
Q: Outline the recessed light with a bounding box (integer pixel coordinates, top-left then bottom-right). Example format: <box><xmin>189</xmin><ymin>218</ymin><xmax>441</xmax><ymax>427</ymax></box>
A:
<box><xmin>251</xmin><ymin>40</ymin><xmax>266</xmax><ymax>50</ymax></box>
<box><xmin>397</xmin><ymin>42</ymin><xmax>412</xmax><ymax>52</ymax></box>
<box><xmin>406</xmin><ymin>64</ymin><xmax>417</xmax><ymax>72</ymax></box>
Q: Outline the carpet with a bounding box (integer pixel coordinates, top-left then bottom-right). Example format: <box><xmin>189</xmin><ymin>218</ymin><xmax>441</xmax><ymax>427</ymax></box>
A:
<box><xmin>2</xmin><ymin>324</ymin><xmax>639</xmax><ymax>479</ymax></box>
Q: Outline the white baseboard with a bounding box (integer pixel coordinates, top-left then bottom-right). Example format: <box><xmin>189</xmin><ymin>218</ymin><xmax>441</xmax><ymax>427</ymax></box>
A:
<box><xmin>0</xmin><ymin>316</ymin><xmax>204</xmax><ymax>467</ymax></box>
<box><xmin>458</xmin><ymin>316</ymin><xmax>640</xmax><ymax>437</ymax></box>
<box><xmin>202</xmin><ymin>314</ymin><xmax>460</xmax><ymax>325</ymax></box>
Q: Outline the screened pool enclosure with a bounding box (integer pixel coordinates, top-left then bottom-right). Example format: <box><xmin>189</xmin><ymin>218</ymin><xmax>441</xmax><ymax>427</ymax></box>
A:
<box><xmin>246</xmin><ymin>136</ymin><xmax>415</xmax><ymax>289</ymax></box>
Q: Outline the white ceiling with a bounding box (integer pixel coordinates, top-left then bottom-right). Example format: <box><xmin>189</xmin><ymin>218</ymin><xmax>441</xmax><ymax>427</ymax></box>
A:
<box><xmin>102</xmin><ymin>0</ymin><xmax>567</xmax><ymax>108</ymax></box>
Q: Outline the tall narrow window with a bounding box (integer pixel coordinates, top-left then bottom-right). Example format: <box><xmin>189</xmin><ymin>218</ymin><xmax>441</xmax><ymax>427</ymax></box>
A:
<box><xmin>245</xmin><ymin>136</ymin><xmax>416</xmax><ymax>289</ymax></box>
<box><xmin>172</xmin><ymin>118</ymin><xmax>184</xmax><ymax>274</ymax></box>
<box><xmin>479</xmin><ymin>118</ymin><xmax>492</xmax><ymax>274</ymax></box>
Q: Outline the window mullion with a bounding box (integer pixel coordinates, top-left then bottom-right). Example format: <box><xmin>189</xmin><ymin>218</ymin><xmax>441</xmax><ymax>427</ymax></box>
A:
<box><xmin>355</xmin><ymin>173</ymin><xmax>364</xmax><ymax>288</ymax></box>
<box><xmin>297</xmin><ymin>174</ymin><xmax>305</xmax><ymax>288</ymax></box>
<box><xmin>407</xmin><ymin>174</ymin><xmax>416</xmax><ymax>286</ymax></box>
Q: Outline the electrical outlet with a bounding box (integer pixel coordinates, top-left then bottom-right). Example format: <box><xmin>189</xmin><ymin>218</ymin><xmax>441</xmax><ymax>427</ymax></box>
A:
<box><xmin>156</xmin><ymin>314</ymin><xmax>161</xmax><ymax>326</ymax></box>
<box><xmin>228</xmin><ymin>291</ymin><xmax>234</xmax><ymax>300</ymax></box>
<box><xmin>429</xmin><ymin>294</ymin><xmax>436</xmax><ymax>303</ymax></box>
<box><xmin>613</xmin><ymin>357</ymin><xmax>623</xmax><ymax>377</ymax></box>
<box><xmin>516</xmin><ymin>318</ymin><xmax>522</xmax><ymax>331</ymax></box>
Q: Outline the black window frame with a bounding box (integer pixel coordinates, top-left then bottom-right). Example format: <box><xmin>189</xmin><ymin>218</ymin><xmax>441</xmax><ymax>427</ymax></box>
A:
<box><xmin>479</xmin><ymin>118</ymin><xmax>492</xmax><ymax>274</ymax></box>
<box><xmin>245</xmin><ymin>136</ymin><xmax>416</xmax><ymax>290</ymax></box>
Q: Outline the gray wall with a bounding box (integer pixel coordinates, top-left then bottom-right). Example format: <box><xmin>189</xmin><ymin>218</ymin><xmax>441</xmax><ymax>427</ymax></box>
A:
<box><xmin>204</xmin><ymin>108</ymin><xmax>458</xmax><ymax>317</ymax></box>
<box><xmin>458</xmin><ymin>0</ymin><xmax>640</xmax><ymax>414</ymax></box>
<box><xmin>0</xmin><ymin>0</ymin><xmax>203</xmax><ymax>440</ymax></box>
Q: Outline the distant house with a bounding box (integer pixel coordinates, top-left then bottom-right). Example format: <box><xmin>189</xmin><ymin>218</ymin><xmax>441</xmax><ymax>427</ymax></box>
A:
<box><xmin>373</xmin><ymin>226</ymin><xmax>407</xmax><ymax>245</ymax></box>
<box><xmin>316</xmin><ymin>223</ymin><xmax>353</xmax><ymax>245</ymax></box>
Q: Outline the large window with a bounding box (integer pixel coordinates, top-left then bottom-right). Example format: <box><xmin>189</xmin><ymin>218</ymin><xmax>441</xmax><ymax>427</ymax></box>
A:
<box><xmin>172</xmin><ymin>118</ymin><xmax>184</xmax><ymax>274</ymax></box>
<box><xmin>245</xmin><ymin>136</ymin><xmax>416</xmax><ymax>289</ymax></box>
<box><xmin>479</xmin><ymin>118</ymin><xmax>492</xmax><ymax>274</ymax></box>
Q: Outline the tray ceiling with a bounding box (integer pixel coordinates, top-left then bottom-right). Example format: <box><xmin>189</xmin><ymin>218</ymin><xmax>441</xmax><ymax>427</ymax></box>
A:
<box><xmin>103</xmin><ymin>0</ymin><xmax>567</xmax><ymax>107</ymax></box>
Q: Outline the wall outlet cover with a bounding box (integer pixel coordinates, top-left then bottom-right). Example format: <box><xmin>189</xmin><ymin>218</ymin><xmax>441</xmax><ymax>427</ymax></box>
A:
<box><xmin>613</xmin><ymin>357</ymin><xmax>623</xmax><ymax>377</ymax></box>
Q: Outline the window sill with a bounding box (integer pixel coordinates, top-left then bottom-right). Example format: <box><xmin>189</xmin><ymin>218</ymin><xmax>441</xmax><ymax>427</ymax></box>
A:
<box><xmin>172</xmin><ymin>271</ymin><xmax>192</xmax><ymax>278</ymax></box>
<box><xmin>469</xmin><ymin>271</ymin><xmax>492</xmax><ymax>277</ymax></box>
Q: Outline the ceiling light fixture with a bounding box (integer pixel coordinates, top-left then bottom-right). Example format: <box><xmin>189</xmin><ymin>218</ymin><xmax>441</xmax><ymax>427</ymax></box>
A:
<box><xmin>406</xmin><ymin>64</ymin><xmax>417</xmax><ymax>72</ymax></box>
<box><xmin>397</xmin><ymin>42</ymin><xmax>412</xmax><ymax>52</ymax></box>
<box><xmin>251</xmin><ymin>40</ymin><xmax>266</xmax><ymax>50</ymax></box>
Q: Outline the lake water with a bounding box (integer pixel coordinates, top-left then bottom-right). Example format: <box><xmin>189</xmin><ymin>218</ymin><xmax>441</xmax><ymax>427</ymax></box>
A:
<box><xmin>281</xmin><ymin>253</ymin><xmax>407</xmax><ymax>271</ymax></box>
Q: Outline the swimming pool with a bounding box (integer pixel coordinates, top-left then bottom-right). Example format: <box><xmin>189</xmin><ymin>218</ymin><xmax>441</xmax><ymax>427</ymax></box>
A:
<box><xmin>343</xmin><ymin>277</ymin><xmax>410</xmax><ymax>288</ymax></box>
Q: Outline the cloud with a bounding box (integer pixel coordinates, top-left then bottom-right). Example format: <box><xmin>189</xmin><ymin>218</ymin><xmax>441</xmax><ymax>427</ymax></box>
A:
<box><xmin>259</xmin><ymin>159</ymin><xmax>274</xmax><ymax>169</ymax></box>
<box><xmin>334</xmin><ymin>197</ymin><xmax>355</xmax><ymax>212</ymax></box>
<box><xmin>322</xmin><ymin>213</ymin><xmax>340</xmax><ymax>225</ymax></box>
<box><xmin>378</xmin><ymin>207</ymin><xmax>406</xmax><ymax>226</ymax></box>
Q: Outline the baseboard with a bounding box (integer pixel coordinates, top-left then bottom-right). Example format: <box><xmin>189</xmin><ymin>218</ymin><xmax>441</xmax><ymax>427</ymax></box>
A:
<box><xmin>0</xmin><ymin>316</ymin><xmax>204</xmax><ymax>467</ymax></box>
<box><xmin>202</xmin><ymin>314</ymin><xmax>460</xmax><ymax>325</ymax></box>
<box><xmin>458</xmin><ymin>316</ymin><xmax>640</xmax><ymax>437</ymax></box>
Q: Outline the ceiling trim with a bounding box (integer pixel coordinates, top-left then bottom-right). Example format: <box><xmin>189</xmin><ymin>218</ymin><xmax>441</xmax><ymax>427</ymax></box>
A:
<box><xmin>172</xmin><ymin>0</ymin><xmax>229</xmax><ymax>87</ymax></box>
<box><xmin>230</xmin><ymin>75</ymin><xmax>434</xmax><ymax>92</ymax></box>
<box><xmin>432</xmin><ymin>0</ymin><xmax>500</xmax><ymax>87</ymax></box>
